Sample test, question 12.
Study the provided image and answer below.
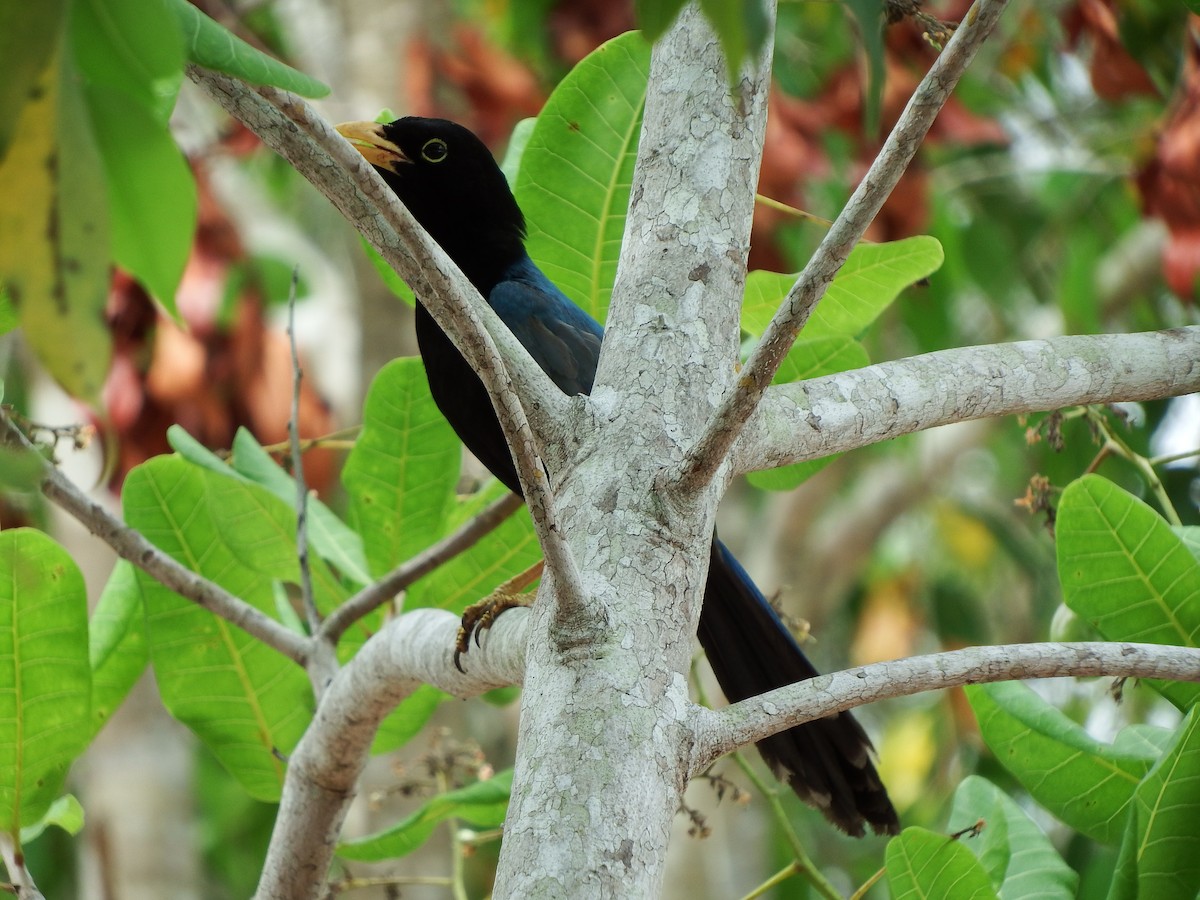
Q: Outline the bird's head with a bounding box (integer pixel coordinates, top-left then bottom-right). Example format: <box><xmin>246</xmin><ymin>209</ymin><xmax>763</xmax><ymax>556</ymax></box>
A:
<box><xmin>336</xmin><ymin>117</ymin><xmax>526</xmax><ymax>290</ymax></box>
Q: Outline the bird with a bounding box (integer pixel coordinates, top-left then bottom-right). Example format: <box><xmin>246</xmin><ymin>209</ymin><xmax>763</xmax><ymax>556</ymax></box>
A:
<box><xmin>336</xmin><ymin>116</ymin><xmax>899</xmax><ymax>836</ymax></box>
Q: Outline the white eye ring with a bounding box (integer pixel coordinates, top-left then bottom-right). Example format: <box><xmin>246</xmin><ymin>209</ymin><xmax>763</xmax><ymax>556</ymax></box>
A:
<box><xmin>421</xmin><ymin>138</ymin><xmax>448</xmax><ymax>163</ymax></box>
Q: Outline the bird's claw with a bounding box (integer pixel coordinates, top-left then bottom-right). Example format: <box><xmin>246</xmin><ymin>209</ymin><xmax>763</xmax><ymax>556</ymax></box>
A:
<box><xmin>453</xmin><ymin>560</ymin><xmax>544</xmax><ymax>672</ymax></box>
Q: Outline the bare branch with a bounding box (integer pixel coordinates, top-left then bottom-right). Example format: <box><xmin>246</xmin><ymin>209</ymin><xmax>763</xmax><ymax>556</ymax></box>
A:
<box><xmin>0</xmin><ymin>413</ymin><xmax>310</xmax><ymax>665</ymax></box>
<box><xmin>691</xmin><ymin>641</ymin><xmax>1200</xmax><ymax>774</ymax></box>
<box><xmin>256</xmin><ymin>607</ymin><xmax>528</xmax><ymax>900</ymax></box>
<box><xmin>680</xmin><ymin>0</ymin><xmax>1012</xmax><ymax>491</ymax></box>
<box><xmin>734</xmin><ymin>326</ymin><xmax>1200</xmax><ymax>474</ymax></box>
<box><xmin>320</xmin><ymin>492</ymin><xmax>524</xmax><ymax>643</ymax></box>
<box><xmin>185</xmin><ymin>65</ymin><xmax>588</xmax><ymax>622</ymax></box>
<box><xmin>286</xmin><ymin>270</ymin><xmax>320</xmax><ymax>633</ymax></box>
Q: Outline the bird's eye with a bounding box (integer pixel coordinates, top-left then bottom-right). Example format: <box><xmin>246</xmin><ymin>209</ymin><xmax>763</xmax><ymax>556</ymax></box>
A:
<box><xmin>421</xmin><ymin>138</ymin><xmax>448</xmax><ymax>163</ymax></box>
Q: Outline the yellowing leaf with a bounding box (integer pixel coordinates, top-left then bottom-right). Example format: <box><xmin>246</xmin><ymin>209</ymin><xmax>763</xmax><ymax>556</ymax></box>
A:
<box><xmin>0</xmin><ymin>46</ymin><xmax>112</xmax><ymax>404</ymax></box>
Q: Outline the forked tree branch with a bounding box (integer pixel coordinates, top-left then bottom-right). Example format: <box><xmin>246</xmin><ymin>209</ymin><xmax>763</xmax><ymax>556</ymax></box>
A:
<box><xmin>257</xmin><ymin>607</ymin><xmax>528</xmax><ymax>899</ymax></box>
<box><xmin>679</xmin><ymin>0</ymin><xmax>1012</xmax><ymax>490</ymax></box>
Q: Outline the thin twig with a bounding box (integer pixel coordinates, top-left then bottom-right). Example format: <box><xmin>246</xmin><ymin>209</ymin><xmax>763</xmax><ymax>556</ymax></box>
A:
<box><xmin>0</xmin><ymin>412</ymin><xmax>310</xmax><ymax>665</ymax></box>
<box><xmin>680</xmin><ymin>0</ymin><xmax>1011</xmax><ymax>491</ymax></box>
<box><xmin>286</xmin><ymin>268</ymin><xmax>320</xmax><ymax>631</ymax></box>
<box><xmin>320</xmin><ymin>492</ymin><xmax>524</xmax><ymax>643</ymax></box>
<box><xmin>692</xmin><ymin>641</ymin><xmax>1200</xmax><ymax>773</ymax></box>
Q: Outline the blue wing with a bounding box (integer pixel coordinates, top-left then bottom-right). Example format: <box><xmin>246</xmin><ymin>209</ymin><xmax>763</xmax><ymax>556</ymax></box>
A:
<box><xmin>489</xmin><ymin>256</ymin><xmax>604</xmax><ymax>397</ymax></box>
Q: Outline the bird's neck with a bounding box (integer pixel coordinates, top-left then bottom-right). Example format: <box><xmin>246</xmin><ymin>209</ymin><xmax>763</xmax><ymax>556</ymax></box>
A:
<box><xmin>439</xmin><ymin>228</ymin><xmax>527</xmax><ymax>297</ymax></box>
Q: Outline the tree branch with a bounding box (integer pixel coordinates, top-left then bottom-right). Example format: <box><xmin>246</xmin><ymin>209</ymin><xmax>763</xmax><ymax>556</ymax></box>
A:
<box><xmin>185</xmin><ymin>65</ymin><xmax>588</xmax><ymax>622</ymax></box>
<box><xmin>0</xmin><ymin>412</ymin><xmax>310</xmax><ymax>665</ymax></box>
<box><xmin>733</xmin><ymin>326</ymin><xmax>1200</xmax><ymax>474</ymax></box>
<box><xmin>679</xmin><ymin>0</ymin><xmax>1012</xmax><ymax>491</ymax></box>
<box><xmin>319</xmin><ymin>492</ymin><xmax>524</xmax><ymax>643</ymax></box>
<box><xmin>690</xmin><ymin>641</ymin><xmax>1200</xmax><ymax>775</ymax></box>
<box><xmin>256</xmin><ymin>607</ymin><xmax>528</xmax><ymax>900</ymax></box>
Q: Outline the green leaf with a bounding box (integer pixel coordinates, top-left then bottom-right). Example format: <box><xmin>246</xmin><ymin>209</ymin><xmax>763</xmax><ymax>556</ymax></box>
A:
<box><xmin>0</xmin><ymin>292</ymin><xmax>18</xmax><ymax>336</ymax></box>
<box><xmin>515</xmin><ymin>32</ymin><xmax>652</xmax><ymax>323</ymax></box>
<box><xmin>746</xmin><ymin>335</ymin><xmax>869</xmax><ymax>490</ymax></box>
<box><xmin>166</xmin><ymin>425</ymin><xmax>372</xmax><ymax>587</ymax></box>
<box><xmin>88</xmin><ymin>561</ymin><xmax>148</xmax><ymax>740</ymax></box>
<box><xmin>166</xmin><ymin>0</ymin><xmax>329</xmax><ymax>98</ymax></box>
<box><xmin>0</xmin><ymin>529</ymin><xmax>91</xmax><ymax>836</ymax></box>
<box><xmin>83</xmin><ymin>85</ymin><xmax>196</xmax><ymax>313</ymax></box>
<box><xmin>339</xmin><ymin>769</ymin><xmax>513</xmax><ymax>861</ymax></box>
<box><xmin>0</xmin><ymin>1</ymin><xmax>67</xmax><ymax>159</ymax></box>
<box><xmin>406</xmin><ymin>482</ymin><xmax>539</xmax><ymax>613</ymax></box>
<box><xmin>229</xmin><ymin>428</ymin><xmax>372</xmax><ymax>586</ymax></box>
<box><xmin>0</xmin><ymin>445</ymin><xmax>47</xmax><ymax>493</ymax></box>
<box><xmin>1057</xmin><ymin>475</ymin><xmax>1200</xmax><ymax>710</ymax></box>
<box><xmin>1176</xmin><ymin>526</ymin><xmax>1200</xmax><ymax>564</ymax></box>
<box><xmin>123</xmin><ymin>457</ymin><xmax>312</xmax><ymax>801</ymax></box>
<box><xmin>886</xmin><ymin>826</ymin><xmax>1000</xmax><ymax>900</ymax></box>
<box><xmin>68</xmin><ymin>0</ymin><xmax>184</xmax><ymax>123</ymax></box>
<box><xmin>19</xmin><ymin>793</ymin><xmax>84</xmax><ymax>845</ymax></box>
<box><xmin>635</xmin><ymin>0</ymin><xmax>687</xmax><ymax>42</ymax></box>
<box><xmin>966</xmin><ymin>681</ymin><xmax>1153</xmax><ymax>844</ymax></box>
<box><xmin>0</xmin><ymin>45</ymin><xmax>112</xmax><ymax>404</ymax></box>
<box><xmin>741</xmin><ymin>235</ymin><xmax>944</xmax><ymax>338</ymax></box>
<box><xmin>343</xmin><ymin>358</ymin><xmax>461</xmax><ymax>578</ymax></box>
<box><xmin>948</xmin><ymin>776</ymin><xmax>1078</xmax><ymax>899</ymax></box>
<box><xmin>499</xmin><ymin>117</ymin><xmax>536</xmax><ymax>186</ymax></box>
<box><xmin>363</xmin><ymin>236</ymin><xmax>415</xmax><ymax>306</ymax></box>
<box><xmin>1127</xmin><ymin>708</ymin><xmax>1200</xmax><ymax>899</ymax></box>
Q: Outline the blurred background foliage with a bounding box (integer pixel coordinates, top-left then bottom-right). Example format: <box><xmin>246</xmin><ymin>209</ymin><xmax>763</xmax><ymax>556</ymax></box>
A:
<box><xmin>2</xmin><ymin>0</ymin><xmax>1198</xmax><ymax>897</ymax></box>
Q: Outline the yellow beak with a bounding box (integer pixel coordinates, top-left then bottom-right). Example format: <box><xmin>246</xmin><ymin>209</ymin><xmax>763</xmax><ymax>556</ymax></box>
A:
<box><xmin>335</xmin><ymin>121</ymin><xmax>408</xmax><ymax>172</ymax></box>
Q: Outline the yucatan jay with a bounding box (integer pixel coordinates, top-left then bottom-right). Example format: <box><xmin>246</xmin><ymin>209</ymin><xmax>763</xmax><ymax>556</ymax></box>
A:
<box><xmin>337</xmin><ymin>116</ymin><xmax>898</xmax><ymax>836</ymax></box>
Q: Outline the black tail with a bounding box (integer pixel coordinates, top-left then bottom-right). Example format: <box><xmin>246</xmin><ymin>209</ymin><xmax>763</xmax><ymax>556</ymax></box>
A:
<box><xmin>698</xmin><ymin>540</ymin><xmax>899</xmax><ymax>837</ymax></box>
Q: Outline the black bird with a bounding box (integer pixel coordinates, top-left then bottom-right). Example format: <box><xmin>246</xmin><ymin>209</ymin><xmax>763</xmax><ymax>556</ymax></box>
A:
<box><xmin>337</xmin><ymin>116</ymin><xmax>899</xmax><ymax>836</ymax></box>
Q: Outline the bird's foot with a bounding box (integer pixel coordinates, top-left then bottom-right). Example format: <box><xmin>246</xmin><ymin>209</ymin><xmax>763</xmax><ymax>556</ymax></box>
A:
<box><xmin>454</xmin><ymin>560</ymin><xmax>544</xmax><ymax>671</ymax></box>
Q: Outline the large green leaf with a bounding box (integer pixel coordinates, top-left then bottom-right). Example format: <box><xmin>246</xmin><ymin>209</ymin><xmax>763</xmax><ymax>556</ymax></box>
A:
<box><xmin>88</xmin><ymin>560</ymin><xmax>148</xmax><ymax>740</ymax></box>
<box><xmin>339</xmin><ymin>769</ymin><xmax>513</xmax><ymax>861</ymax></box>
<box><xmin>342</xmin><ymin>358</ymin><xmax>461</xmax><ymax>578</ymax></box>
<box><xmin>0</xmin><ymin>529</ymin><xmax>91</xmax><ymax>837</ymax></box>
<box><xmin>166</xmin><ymin>0</ymin><xmax>329</xmax><ymax>98</ymax></box>
<box><xmin>167</xmin><ymin>425</ymin><xmax>371</xmax><ymax>588</ymax></box>
<box><xmin>966</xmin><ymin>681</ymin><xmax>1155</xmax><ymax>844</ymax></box>
<box><xmin>228</xmin><ymin>428</ymin><xmax>372</xmax><ymax>586</ymax></box>
<box><xmin>69</xmin><ymin>0</ymin><xmax>184</xmax><ymax>123</ymax></box>
<box><xmin>515</xmin><ymin>32</ymin><xmax>652</xmax><ymax>323</ymax></box>
<box><xmin>947</xmin><ymin>776</ymin><xmax>1077</xmax><ymax>899</ymax></box>
<box><xmin>745</xmin><ymin>335</ymin><xmax>869</xmax><ymax>490</ymax></box>
<box><xmin>123</xmin><ymin>457</ymin><xmax>312</xmax><ymax>801</ymax></box>
<box><xmin>1057</xmin><ymin>475</ymin><xmax>1200</xmax><ymax>710</ymax></box>
<box><xmin>741</xmin><ymin>235</ymin><xmax>944</xmax><ymax>338</ymax></box>
<box><xmin>886</xmin><ymin>826</ymin><xmax>999</xmax><ymax>900</ymax></box>
<box><xmin>83</xmin><ymin>86</ymin><xmax>195</xmax><ymax>312</ymax></box>
<box><xmin>1123</xmin><ymin>709</ymin><xmax>1200</xmax><ymax>899</ymax></box>
<box><xmin>0</xmin><ymin>45</ymin><xmax>111</xmax><ymax>404</ymax></box>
